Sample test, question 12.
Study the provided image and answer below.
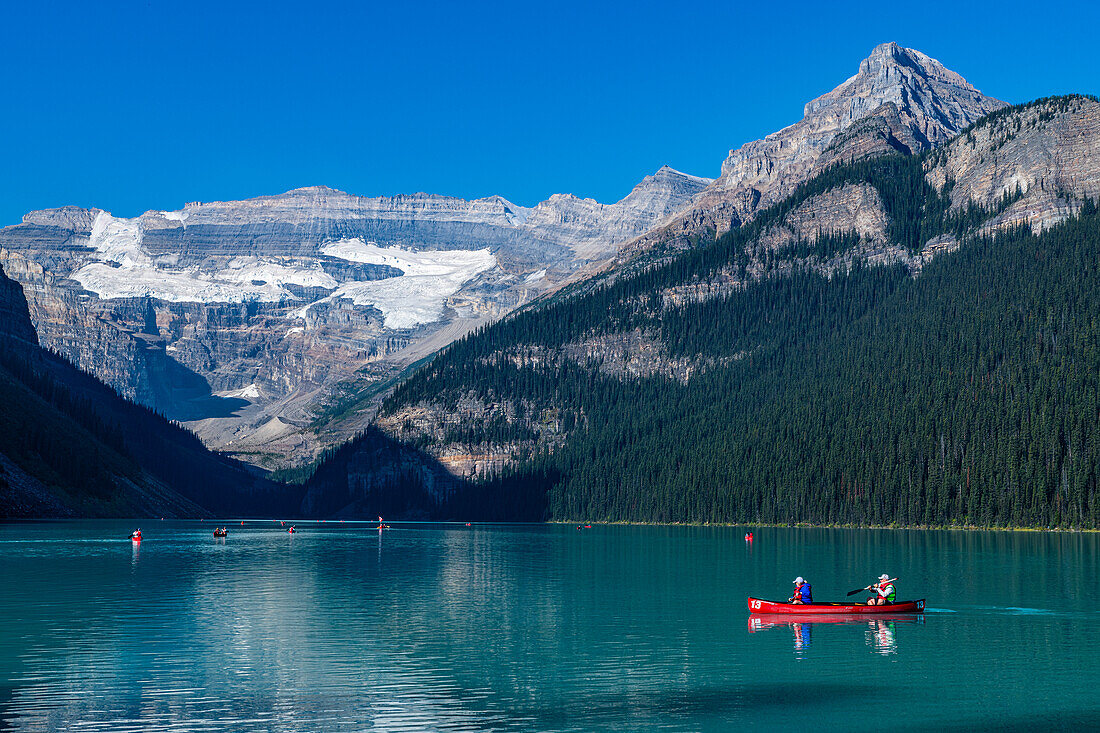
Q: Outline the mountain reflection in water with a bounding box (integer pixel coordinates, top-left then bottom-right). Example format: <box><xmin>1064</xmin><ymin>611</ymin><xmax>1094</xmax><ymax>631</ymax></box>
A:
<box><xmin>0</xmin><ymin>522</ymin><xmax>1095</xmax><ymax>732</ymax></box>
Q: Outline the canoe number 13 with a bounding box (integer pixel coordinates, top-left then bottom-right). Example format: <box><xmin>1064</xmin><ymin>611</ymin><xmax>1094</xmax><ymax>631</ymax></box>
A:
<box><xmin>750</xmin><ymin>600</ymin><xmax>762</xmax><ymax>610</ymax></box>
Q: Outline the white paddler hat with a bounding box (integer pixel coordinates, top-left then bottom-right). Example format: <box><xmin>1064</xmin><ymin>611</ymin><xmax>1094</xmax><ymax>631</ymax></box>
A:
<box><xmin>793</xmin><ymin>576</ymin><xmax>805</xmax><ymax>584</ymax></box>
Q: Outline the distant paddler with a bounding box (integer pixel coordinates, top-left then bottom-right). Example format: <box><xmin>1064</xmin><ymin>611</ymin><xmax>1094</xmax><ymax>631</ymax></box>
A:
<box><xmin>129</xmin><ymin>529</ymin><xmax>142</xmax><ymax>542</ymax></box>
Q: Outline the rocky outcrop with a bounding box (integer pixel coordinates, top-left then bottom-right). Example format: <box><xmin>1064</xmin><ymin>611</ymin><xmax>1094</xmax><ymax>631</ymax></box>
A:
<box><xmin>624</xmin><ymin>42</ymin><xmax>1006</xmax><ymax>254</ymax></box>
<box><xmin>0</xmin><ymin>264</ymin><xmax>293</xmax><ymax>518</ymax></box>
<box><xmin>811</xmin><ymin>103</ymin><xmax>922</xmax><ymax>172</ymax></box>
<box><xmin>758</xmin><ymin>184</ymin><xmax>888</xmax><ymax>251</ymax></box>
<box><xmin>926</xmin><ymin>95</ymin><xmax>1100</xmax><ymax>232</ymax></box>
<box><xmin>0</xmin><ymin>249</ymin><xmax>165</xmax><ymax>405</ymax></box>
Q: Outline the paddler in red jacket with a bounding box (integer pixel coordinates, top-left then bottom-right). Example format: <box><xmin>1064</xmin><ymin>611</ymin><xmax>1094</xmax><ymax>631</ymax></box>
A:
<box><xmin>789</xmin><ymin>576</ymin><xmax>812</xmax><ymax>604</ymax></box>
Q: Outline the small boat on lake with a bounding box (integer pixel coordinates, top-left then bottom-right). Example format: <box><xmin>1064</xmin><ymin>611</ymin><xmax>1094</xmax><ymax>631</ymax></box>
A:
<box><xmin>747</xmin><ymin>597</ymin><xmax>925</xmax><ymax>614</ymax></box>
<box><xmin>213</xmin><ymin>529</ymin><xmax>227</xmax><ymax>538</ymax></box>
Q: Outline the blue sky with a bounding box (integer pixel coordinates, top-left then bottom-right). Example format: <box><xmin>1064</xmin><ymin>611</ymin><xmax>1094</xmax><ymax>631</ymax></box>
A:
<box><xmin>2</xmin><ymin>0</ymin><xmax>1096</xmax><ymax>224</ymax></box>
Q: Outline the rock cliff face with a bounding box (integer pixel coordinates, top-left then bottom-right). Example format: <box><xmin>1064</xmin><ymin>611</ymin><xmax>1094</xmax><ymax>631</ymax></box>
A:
<box><xmin>925</xmin><ymin>95</ymin><xmax>1100</xmax><ymax>232</ymax></box>
<box><xmin>0</xmin><ymin>263</ymin><xmax>38</xmax><ymax>347</ymax></box>
<box><xmin>0</xmin><ymin>168</ymin><xmax>709</xmax><ymax>467</ymax></box>
<box><xmin>624</xmin><ymin>42</ymin><xmax>1006</xmax><ymax>255</ymax></box>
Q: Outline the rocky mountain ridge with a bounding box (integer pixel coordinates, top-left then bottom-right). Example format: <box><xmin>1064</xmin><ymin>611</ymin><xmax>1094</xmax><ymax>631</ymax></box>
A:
<box><xmin>0</xmin><ymin>167</ymin><xmax>710</xmax><ymax>468</ymax></box>
<box><xmin>0</xmin><ymin>42</ymin><xmax>1022</xmax><ymax>473</ymax></box>
<box><xmin>370</xmin><ymin>96</ymin><xmax>1100</xmax><ymax>486</ymax></box>
<box><xmin>927</xmin><ymin>95</ymin><xmax>1100</xmax><ymax>232</ymax></box>
<box><xmin>623</xmin><ymin>42</ymin><xmax>1007</xmax><ymax>256</ymax></box>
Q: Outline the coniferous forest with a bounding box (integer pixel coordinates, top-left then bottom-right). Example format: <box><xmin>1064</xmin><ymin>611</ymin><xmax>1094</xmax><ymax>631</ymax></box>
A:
<box><xmin>375</xmin><ymin>146</ymin><xmax>1100</xmax><ymax>528</ymax></box>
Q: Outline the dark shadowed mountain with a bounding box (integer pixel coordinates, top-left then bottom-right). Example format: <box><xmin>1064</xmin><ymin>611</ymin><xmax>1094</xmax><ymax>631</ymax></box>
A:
<box><xmin>0</xmin><ymin>264</ymin><xmax>299</xmax><ymax>518</ymax></box>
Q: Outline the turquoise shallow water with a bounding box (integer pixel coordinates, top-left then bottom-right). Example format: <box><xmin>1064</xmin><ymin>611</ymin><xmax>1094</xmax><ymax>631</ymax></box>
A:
<box><xmin>0</xmin><ymin>521</ymin><xmax>1097</xmax><ymax>731</ymax></box>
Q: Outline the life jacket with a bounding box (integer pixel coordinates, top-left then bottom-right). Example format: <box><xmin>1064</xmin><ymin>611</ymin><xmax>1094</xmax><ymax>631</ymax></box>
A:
<box><xmin>799</xmin><ymin>583</ymin><xmax>813</xmax><ymax>603</ymax></box>
<box><xmin>877</xmin><ymin>583</ymin><xmax>896</xmax><ymax>602</ymax></box>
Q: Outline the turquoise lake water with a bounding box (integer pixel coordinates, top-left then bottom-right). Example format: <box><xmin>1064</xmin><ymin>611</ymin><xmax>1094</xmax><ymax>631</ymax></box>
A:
<box><xmin>0</xmin><ymin>521</ymin><xmax>1096</xmax><ymax>731</ymax></box>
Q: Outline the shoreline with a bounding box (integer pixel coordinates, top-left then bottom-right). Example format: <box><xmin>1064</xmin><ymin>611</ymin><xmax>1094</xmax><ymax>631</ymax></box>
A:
<box><xmin>2</xmin><ymin>517</ymin><xmax>1097</xmax><ymax>533</ymax></box>
<box><xmin>551</xmin><ymin>520</ymin><xmax>1100</xmax><ymax>533</ymax></box>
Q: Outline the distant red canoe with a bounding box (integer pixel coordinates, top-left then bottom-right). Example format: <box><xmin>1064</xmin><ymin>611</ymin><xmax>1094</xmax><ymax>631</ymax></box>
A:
<box><xmin>748</xmin><ymin>597</ymin><xmax>925</xmax><ymax>614</ymax></box>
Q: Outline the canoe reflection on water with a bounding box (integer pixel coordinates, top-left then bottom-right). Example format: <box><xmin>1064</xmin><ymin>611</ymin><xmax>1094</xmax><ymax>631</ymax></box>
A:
<box><xmin>748</xmin><ymin>614</ymin><xmax>924</xmax><ymax>655</ymax></box>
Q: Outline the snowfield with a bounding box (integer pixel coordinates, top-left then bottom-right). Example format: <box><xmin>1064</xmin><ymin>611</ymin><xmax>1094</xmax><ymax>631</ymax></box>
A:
<box><xmin>71</xmin><ymin>212</ymin><xmax>337</xmax><ymax>302</ymax></box>
<box><xmin>67</xmin><ymin>214</ymin><xmax>497</xmax><ymax>330</ymax></box>
<box><xmin>71</xmin><ymin>262</ymin><xmax>304</xmax><ymax>303</ymax></box>
<box><xmin>302</xmin><ymin>238</ymin><xmax>497</xmax><ymax>329</ymax></box>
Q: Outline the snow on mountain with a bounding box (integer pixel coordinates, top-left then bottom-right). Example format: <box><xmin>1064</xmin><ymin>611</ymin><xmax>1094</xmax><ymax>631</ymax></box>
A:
<box><xmin>0</xmin><ymin>166</ymin><xmax>710</xmax><ymax>467</ymax></box>
<box><xmin>299</xmin><ymin>239</ymin><xmax>497</xmax><ymax>329</ymax></box>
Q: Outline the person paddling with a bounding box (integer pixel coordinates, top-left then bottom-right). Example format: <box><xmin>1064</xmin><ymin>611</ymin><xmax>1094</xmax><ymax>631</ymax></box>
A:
<box><xmin>129</xmin><ymin>529</ymin><xmax>142</xmax><ymax>540</ymax></box>
<box><xmin>865</xmin><ymin>574</ymin><xmax>897</xmax><ymax>605</ymax></box>
<box><xmin>789</xmin><ymin>576</ymin><xmax>812</xmax><ymax>604</ymax></box>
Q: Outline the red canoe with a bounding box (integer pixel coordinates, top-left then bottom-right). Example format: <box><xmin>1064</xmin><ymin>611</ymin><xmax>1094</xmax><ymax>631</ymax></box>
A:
<box><xmin>748</xmin><ymin>597</ymin><xmax>925</xmax><ymax>614</ymax></box>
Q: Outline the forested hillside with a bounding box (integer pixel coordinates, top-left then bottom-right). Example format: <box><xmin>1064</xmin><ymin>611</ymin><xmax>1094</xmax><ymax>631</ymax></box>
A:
<box><xmin>328</xmin><ymin>96</ymin><xmax>1100</xmax><ymax>528</ymax></box>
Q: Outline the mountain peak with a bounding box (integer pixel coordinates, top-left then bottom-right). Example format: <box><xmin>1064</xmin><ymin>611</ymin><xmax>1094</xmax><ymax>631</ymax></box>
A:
<box><xmin>803</xmin><ymin>43</ymin><xmax>997</xmax><ymax>128</ymax></box>
<box><xmin>861</xmin><ymin>41</ymin><xmax>917</xmax><ymax>69</ymax></box>
<box><xmin>621</xmin><ymin>166</ymin><xmax>712</xmax><ymax>205</ymax></box>
<box><xmin>649</xmin><ymin>164</ymin><xmax>710</xmax><ymax>183</ymax></box>
<box><xmin>734</xmin><ymin>43</ymin><xmax>1005</xmax><ymax>184</ymax></box>
<box><xmin>854</xmin><ymin>42</ymin><xmax>978</xmax><ymax>95</ymax></box>
<box><xmin>622</xmin><ymin>44</ymin><xmax>1006</xmax><ymax>252</ymax></box>
<box><xmin>632</xmin><ymin>165</ymin><xmax>711</xmax><ymax>189</ymax></box>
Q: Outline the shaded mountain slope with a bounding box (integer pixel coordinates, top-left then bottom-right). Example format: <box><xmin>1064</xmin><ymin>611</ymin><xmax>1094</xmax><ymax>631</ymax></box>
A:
<box><xmin>0</xmin><ymin>264</ymin><xmax>298</xmax><ymax>517</ymax></box>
